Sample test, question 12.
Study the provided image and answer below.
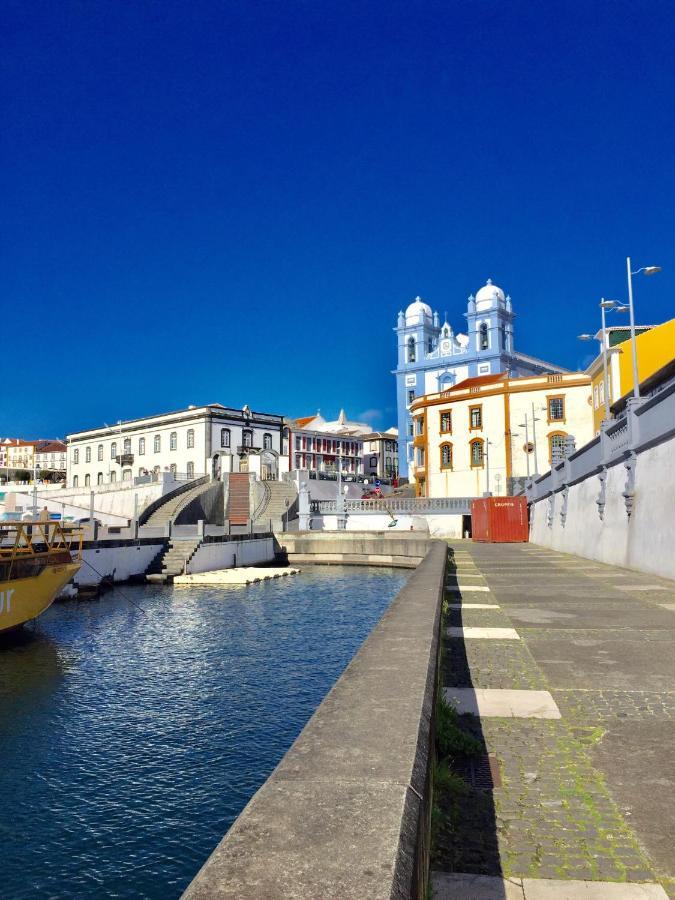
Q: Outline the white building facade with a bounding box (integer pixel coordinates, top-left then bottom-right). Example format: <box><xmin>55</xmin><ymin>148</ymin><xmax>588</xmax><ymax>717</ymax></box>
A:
<box><xmin>410</xmin><ymin>372</ymin><xmax>594</xmax><ymax>498</ymax></box>
<box><xmin>67</xmin><ymin>404</ymin><xmax>284</xmax><ymax>488</ymax></box>
<box><xmin>361</xmin><ymin>430</ymin><xmax>399</xmax><ymax>482</ymax></box>
<box><xmin>285</xmin><ymin>410</ymin><xmax>373</xmax><ymax>478</ymax></box>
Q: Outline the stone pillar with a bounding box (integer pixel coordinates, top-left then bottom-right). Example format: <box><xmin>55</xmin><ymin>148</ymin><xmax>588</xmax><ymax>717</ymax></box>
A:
<box><xmin>298</xmin><ymin>481</ymin><xmax>311</xmax><ymax>531</ymax></box>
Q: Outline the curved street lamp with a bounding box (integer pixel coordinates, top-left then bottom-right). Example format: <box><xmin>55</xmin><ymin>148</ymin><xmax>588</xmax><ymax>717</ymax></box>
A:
<box><xmin>627</xmin><ymin>258</ymin><xmax>661</xmax><ymax>399</ymax></box>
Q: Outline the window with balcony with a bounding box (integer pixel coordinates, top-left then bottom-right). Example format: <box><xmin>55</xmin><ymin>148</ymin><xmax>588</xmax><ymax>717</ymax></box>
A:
<box><xmin>242</xmin><ymin>430</ymin><xmax>253</xmax><ymax>448</ymax></box>
<box><xmin>123</xmin><ymin>438</ymin><xmax>131</xmax><ymax>454</ymax></box>
<box><xmin>440</xmin><ymin>411</ymin><xmax>452</xmax><ymax>434</ymax></box>
<box><xmin>470</xmin><ymin>438</ymin><xmax>484</xmax><ymax>467</ymax></box>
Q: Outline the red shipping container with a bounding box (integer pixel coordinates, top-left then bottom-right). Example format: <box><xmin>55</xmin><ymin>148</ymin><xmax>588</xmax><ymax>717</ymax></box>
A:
<box><xmin>471</xmin><ymin>496</ymin><xmax>529</xmax><ymax>543</ymax></box>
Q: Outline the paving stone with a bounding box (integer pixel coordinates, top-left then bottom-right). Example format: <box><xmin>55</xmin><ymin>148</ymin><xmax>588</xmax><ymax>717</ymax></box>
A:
<box><xmin>443</xmin><ymin>688</ymin><xmax>561</xmax><ymax>718</ymax></box>
<box><xmin>446</xmin><ymin>627</ymin><xmax>520</xmax><ymax>640</ymax></box>
<box><xmin>432</xmin><ymin>871</ymin><xmax>525</xmax><ymax>898</ymax></box>
<box><xmin>447</xmin><ymin>603</ymin><xmax>500</xmax><ymax>609</ymax></box>
<box><xmin>522</xmin><ymin>879</ymin><xmax>668</xmax><ymax>898</ymax></box>
<box><xmin>435</xmin><ymin>543</ymin><xmax>673</xmax><ymax>891</ymax></box>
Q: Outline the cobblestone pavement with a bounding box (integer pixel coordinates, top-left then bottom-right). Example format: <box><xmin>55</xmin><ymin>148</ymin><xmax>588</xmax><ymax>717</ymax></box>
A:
<box><xmin>433</xmin><ymin>543</ymin><xmax>675</xmax><ymax>898</ymax></box>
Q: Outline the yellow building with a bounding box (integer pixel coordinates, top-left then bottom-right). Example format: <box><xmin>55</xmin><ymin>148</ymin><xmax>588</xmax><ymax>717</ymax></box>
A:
<box><xmin>410</xmin><ymin>372</ymin><xmax>594</xmax><ymax>498</ymax></box>
<box><xmin>588</xmin><ymin>319</ymin><xmax>675</xmax><ymax>433</ymax></box>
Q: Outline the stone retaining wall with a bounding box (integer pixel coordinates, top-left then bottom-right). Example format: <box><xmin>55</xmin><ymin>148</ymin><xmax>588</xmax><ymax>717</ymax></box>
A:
<box><xmin>276</xmin><ymin>530</ymin><xmax>436</xmax><ymax>569</ymax></box>
<box><xmin>182</xmin><ymin>540</ymin><xmax>448</xmax><ymax>899</ymax></box>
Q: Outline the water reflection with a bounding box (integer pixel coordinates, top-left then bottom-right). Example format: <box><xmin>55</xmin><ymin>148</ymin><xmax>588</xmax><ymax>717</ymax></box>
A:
<box><xmin>0</xmin><ymin>566</ymin><xmax>406</xmax><ymax>899</ymax></box>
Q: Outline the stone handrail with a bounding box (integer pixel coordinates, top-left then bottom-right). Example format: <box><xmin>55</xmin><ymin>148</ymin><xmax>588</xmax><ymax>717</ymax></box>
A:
<box><xmin>310</xmin><ymin>496</ymin><xmax>472</xmax><ymax>514</ymax></box>
<box><xmin>182</xmin><ymin>540</ymin><xmax>448</xmax><ymax>899</ymax></box>
<box><xmin>523</xmin><ymin>380</ymin><xmax>675</xmax><ymax>504</ymax></box>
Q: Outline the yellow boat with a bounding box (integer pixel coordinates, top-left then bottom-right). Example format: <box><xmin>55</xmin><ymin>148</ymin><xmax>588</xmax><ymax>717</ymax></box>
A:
<box><xmin>0</xmin><ymin>520</ymin><xmax>83</xmax><ymax>633</ymax></box>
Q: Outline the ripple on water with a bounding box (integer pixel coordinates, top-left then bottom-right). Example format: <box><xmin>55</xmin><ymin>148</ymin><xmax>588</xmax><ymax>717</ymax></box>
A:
<box><xmin>0</xmin><ymin>565</ymin><xmax>407</xmax><ymax>899</ymax></box>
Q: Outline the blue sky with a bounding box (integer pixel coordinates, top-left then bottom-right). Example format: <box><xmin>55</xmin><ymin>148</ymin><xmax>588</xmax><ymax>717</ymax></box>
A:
<box><xmin>3</xmin><ymin>0</ymin><xmax>673</xmax><ymax>438</ymax></box>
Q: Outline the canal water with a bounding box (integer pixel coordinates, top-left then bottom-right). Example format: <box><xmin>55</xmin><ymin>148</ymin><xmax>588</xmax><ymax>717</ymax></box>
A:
<box><xmin>0</xmin><ymin>565</ymin><xmax>407</xmax><ymax>899</ymax></box>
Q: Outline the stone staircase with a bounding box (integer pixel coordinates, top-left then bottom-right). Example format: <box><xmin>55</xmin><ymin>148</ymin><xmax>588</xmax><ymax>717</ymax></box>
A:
<box><xmin>253</xmin><ymin>481</ymin><xmax>298</xmax><ymax>530</ymax></box>
<box><xmin>144</xmin><ymin>479</ymin><xmax>212</xmax><ymax>527</ymax></box>
<box><xmin>226</xmin><ymin>474</ymin><xmax>250</xmax><ymax>526</ymax></box>
<box><xmin>145</xmin><ymin>537</ymin><xmax>202</xmax><ymax>582</ymax></box>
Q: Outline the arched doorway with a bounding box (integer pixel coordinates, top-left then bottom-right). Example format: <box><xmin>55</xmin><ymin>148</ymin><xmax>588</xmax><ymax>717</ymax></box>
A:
<box><xmin>212</xmin><ymin>454</ymin><xmax>221</xmax><ymax>480</ymax></box>
<box><xmin>260</xmin><ymin>450</ymin><xmax>278</xmax><ymax>481</ymax></box>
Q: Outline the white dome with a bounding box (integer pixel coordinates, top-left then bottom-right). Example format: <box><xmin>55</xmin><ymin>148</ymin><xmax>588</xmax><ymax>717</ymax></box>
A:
<box><xmin>475</xmin><ymin>278</ymin><xmax>505</xmax><ymax>306</ymax></box>
<box><xmin>405</xmin><ymin>296</ymin><xmax>433</xmax><ymax>324</ymax></box>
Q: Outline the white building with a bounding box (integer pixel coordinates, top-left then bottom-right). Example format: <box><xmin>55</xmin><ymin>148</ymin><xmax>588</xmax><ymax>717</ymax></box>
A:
<box><xmin>285</xmin><ymin>410</ymin><xmax>373</xmax><ymax>478</ymax></box>
<box><xmin>67</xmin><ymin>404</ymin><xmax>284</xmax><ymax>488</ymax></box>
<box><xmin>410</xmin><ymin>372</ymin><xmax>594</xmax><ymax>498</ymax></box>
<box><xmin>35</xmin><ymin>440</ymin><xmax>67</xmax><ymax>475</ymax></box>
<box><xmin>361</xmin><ymin>429</ymin><xmax>399</xmax><ymax>482</ymax></box>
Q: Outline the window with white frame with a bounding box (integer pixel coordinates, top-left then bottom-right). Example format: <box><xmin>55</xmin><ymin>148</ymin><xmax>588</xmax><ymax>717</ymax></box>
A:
<box><xmin>221</xmin><ymin>428</ymin><xmax>230</xmax><ymax>448</ymax></box>
<box><xmin>154</xmin><ymin>435</ymin><xmax>161</xmax><ymax>453</ymax></box>
<box><xmin>110</xmin><ymin>442</ymin><xmax>117</xmax><ymax>459</ymax></box>
<box><xmin>85</xmin><ymin>446</ymin><xmax>91</xmax><ymax>463</ymax></box>
<box><xmin>98</xmin><ymin>444</ymin><xmax>103</xmax><ymax>461</ymax></box>
<box><xmin>170</xmin><ymin>431</ymin><xmax>177</xmax><ymax>451</ymax></box>
<box><xmin>263</xmin><ymin>433</ymin><xmax>272</xmax><ymax>450</ymax></box>
<box><xmin>187</xmin><ymin>428</ymin><xmax>195</xmax><ymax>449</ymax></box>
<box><xmin>138</xmin><ymin>438</ymin><xmax>145</xmax><ymax>455</ymax></box>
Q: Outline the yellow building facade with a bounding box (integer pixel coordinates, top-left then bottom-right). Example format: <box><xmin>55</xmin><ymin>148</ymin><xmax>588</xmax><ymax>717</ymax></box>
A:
<box><xmin>588</xmin><ymin>319</ymin><xmax>675</xmax><ymax>433</ymax></box>
<box><xmin>410</xmin><ymin>372</ymin><xmax>594</xmax><ymax>498</ymax></box>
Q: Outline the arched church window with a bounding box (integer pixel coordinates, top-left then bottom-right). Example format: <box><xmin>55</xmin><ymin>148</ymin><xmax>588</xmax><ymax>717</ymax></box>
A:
<box><xmin>479</xmin><ymin>323</ymin><xmax>489</xmax><ymax>350</ymax></box>
<box><xmin>407</xmin><ymin>337</ymin><xmax>416</xmax><ymax>363</ymax></box>
<box><xmin>427</xmin><ymin>337</ymin><xmax>433</xmax><ymax>354</ymax></box>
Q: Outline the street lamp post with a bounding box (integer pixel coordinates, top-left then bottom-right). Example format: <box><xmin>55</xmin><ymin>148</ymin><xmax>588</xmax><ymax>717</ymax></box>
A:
<box><xmin>519</xmin><ymin>416</ymin><xmax>530</xmax><ymax>478</ymax></box>
<box><xmin>530</xmin><ymin>404</ymin><xmax>541</xmax><ymax>477</ymax></box>
<box><xmin>626</xmin><ymin>258</ymin><xmax>661</xmax><ymax>399</ymax></box>
<box><xmin>578</xmin><ymin>299</ymin><xmax>629</xmax><ymax>424</ymax></box>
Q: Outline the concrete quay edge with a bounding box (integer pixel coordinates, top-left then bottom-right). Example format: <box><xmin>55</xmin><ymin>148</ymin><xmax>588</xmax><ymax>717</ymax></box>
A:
<box><xmin>181</xmin><ymin>539</ymin><xmax>448</xmax><ymax>900</ymax></box>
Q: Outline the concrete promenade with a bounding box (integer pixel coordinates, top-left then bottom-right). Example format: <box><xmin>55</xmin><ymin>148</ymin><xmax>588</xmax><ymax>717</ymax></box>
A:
<box><xmin>435</xmin><ymin>542</ymin><xmax>674</xmax><ymax>899</ymax></box>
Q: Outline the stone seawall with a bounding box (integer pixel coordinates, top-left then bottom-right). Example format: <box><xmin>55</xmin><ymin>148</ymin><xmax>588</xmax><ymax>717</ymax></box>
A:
<box><xmin>182</xmin><ymin>540</ymin><xmax>448</xmax><ymax>899</ymax></box>
<box><xmin>276</xmin><ymin>530</ymin><xmax>436</xmax><ymax>569</ymax></box>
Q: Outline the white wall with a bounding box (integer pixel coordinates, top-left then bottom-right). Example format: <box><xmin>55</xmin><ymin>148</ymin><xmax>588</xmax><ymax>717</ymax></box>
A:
<box><xmin>309</xmin><ymin>512</ymin><xmax>465</xmax><ymax>538</ymax></box>
<box><xmin>188</xmin><ymin>538</ymin><xmax>275</xmax><ymax>573</ymax></box>
<box><xmin>77</xmin><ymin>543</ymin><xmax>164</xmax><ymax>586</ymax></box>
<box><xmin>529</xmin><ymin>437</ymin><xmax>675</xmax><ymax>580</ymax></box>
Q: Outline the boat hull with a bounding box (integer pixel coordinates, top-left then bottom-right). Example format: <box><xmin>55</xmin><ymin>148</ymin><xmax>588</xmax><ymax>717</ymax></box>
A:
<box><xmin>0</xmin><ymin>562</ymin><xmax>81</xmax><ymax>633</ymax></box>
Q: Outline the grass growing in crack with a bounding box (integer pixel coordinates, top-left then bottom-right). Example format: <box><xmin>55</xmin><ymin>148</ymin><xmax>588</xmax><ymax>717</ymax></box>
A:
<box><xmin>436</xmin><ymin>692</ymin><xmax>483</xmax><ymax>759</ymax></box>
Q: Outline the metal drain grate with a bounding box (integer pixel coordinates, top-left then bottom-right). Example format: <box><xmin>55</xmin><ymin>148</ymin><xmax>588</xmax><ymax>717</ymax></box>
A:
<box><xmin>455</xmin><ymin>754</ymin><xmax>501</xmax><ymax>790</ymax></box>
